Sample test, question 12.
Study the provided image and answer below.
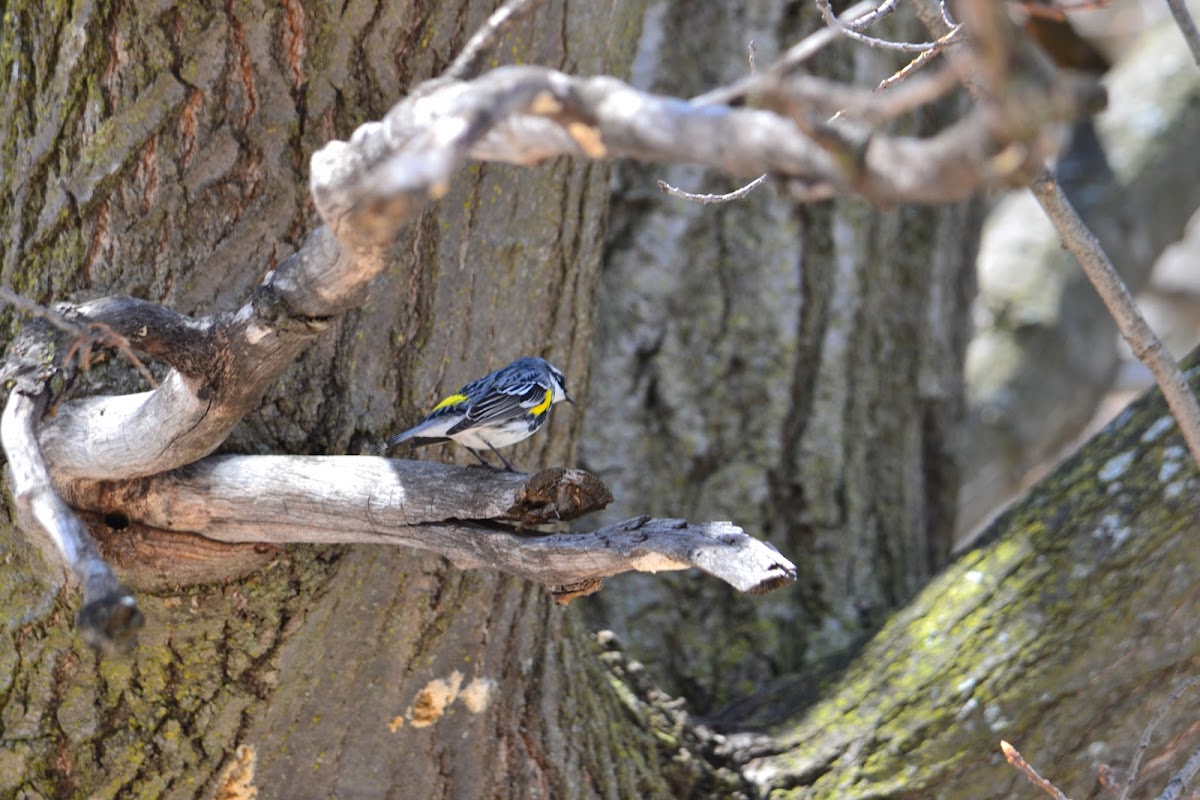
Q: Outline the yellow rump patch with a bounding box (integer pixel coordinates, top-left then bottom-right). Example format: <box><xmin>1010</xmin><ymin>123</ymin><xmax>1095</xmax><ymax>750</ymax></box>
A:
<box><xmin>530</xmin><ymin>388</ymin><xmax>553</xmax><ymax>417</ymax></box>
<box><xmin>432</xmin><ymin>393</ymin><xmax>468</xmax><ymax>411</ymax></box>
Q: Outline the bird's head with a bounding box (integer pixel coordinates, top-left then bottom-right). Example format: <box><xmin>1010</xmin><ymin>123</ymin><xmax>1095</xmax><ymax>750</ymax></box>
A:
<box><xmin>545</xmin><ymin>361</ymin><xmax>575</xmax><ymax>406</ymax></box>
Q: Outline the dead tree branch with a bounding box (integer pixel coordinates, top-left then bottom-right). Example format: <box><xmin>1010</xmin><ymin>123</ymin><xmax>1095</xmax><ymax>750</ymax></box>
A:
<box><xmin>1029</xmin><ymin>171</ymin><xmax>1200</xmax><ymax>471</ymax></box>
<box><xmin>1165</xmin><ymin>0</ymin><xmax>1200</xmax><ymax>68</ymax></box>
<box><xmin>1</xmin><ymin>389</ymin><xmax>143</xmax><ymax>651</ymax></box>
<box><xmin>58</xmin><ymin>458</ymin><xmax>798</xmax><ymax>598</ymax></box>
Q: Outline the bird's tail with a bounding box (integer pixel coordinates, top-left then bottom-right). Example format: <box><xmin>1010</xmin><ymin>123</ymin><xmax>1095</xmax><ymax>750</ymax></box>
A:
<box><xmin>377</xmin><ymin>418</ymin><xmax>450</xmax><ymax>454</ymax></box>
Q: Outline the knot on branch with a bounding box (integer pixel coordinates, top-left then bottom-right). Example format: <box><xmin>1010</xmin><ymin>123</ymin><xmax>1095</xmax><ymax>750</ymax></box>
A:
<box><xmin>505</xmin><ymin>467</ymin><xmax>613</xmax><ymax>524</ymax></box>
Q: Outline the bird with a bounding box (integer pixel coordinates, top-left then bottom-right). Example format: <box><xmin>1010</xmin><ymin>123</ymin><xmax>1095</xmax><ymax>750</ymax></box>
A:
<box><xmin>379</xmin><ymin>356</ymin><xmax>574</xmax><ymax>471</ymax></box>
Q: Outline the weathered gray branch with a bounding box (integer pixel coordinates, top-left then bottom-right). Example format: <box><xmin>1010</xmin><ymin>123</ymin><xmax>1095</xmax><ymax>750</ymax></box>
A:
<box><xmin>1</xmin><ymin>389</ymin><xmax>142</xmax><ymax>650</ymax></box>
<box><xmin>1030</xmin><ymin>169</ymin><xmax>1200</xmax><ymax>476</ymax></box>
<box><xmin>311</xmin><ymin>63</ymin><xmax>1101</xmax><ymax>228</ymax></box>
<box><xmin>58</xmin><ymin>457</ymin><xmax>797</xmax><ymax>597</ymax></box>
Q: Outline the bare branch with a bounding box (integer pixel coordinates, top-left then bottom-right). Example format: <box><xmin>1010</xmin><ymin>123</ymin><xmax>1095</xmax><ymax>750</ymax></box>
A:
<box><xmin>1156</xmin><ymin>744</ymin><xmax>1200</xmax><ymax>800</ymax></box>
<box><xmin>1121</xmin><ymin>675</ymin><xmax>1200</xmax><ymax>800</ymax></box>
<box><xmin>1030</xmin><ymin>170</ymin><xmax>1200</xmax><ymax>471</ymax></box>
<box><xmin>939</xmin><ymin>0</ymin><xmax>957</xmax><ymax>28</ymax></box>
<box><xmin>58</xmin><ymin>457</ymin><xmax>798</xmax><ymax>596</ymax></box>
<box><xmin>35</xmin><ymin>227</ymin><xmax>357</xmax><ymax>482</ymax></box>
<box><xmin>1</xmin><ymin>389</ymin><xmax>143</xmax><ymax>651</ymax></box>
<box><xmin>443</xmin><ymin>0</ymin><xmax>547</xmax><ymax>81</ymax></box>
<box><xmin>658</xmin><ymin>38</ymin><xmax>769</xmax><ymax>205</ymax></box>
<box><xmin>876</xmin><ymin>27</ymin><xmax>963</xmax><ymax>92</ymax></box>
<box><xmin>1164</xmin><ymin>0</ymin><xmax>1200</xmax><ymax>68</ymax></box>
<box><xmin>846</xmin><ymin>0</ymin><xmax>901</xmax><ymax>31</ymax></box>
<box><xmin>1001</xmin><ymin>740</ymin><xmax>1072</xmax><ymax>800</ymax></box>
<box><xmin>657</xmin><ymin>175</ymin><xmax>769</xmax><ymax>204</ymax></box>
<box><xmin>0</xmin><ymin>287</ymin><xmax>158</xmax><ymax>388</ymax></box>
<box><xmin>692</xmin><ymin>0</ymin><xmax>879</xmax><ymax>106</ymax></box>
<box><xmin>815</xmin><ymin>0</ymin><xmax>943</xmax><ymax>52</ymax></box>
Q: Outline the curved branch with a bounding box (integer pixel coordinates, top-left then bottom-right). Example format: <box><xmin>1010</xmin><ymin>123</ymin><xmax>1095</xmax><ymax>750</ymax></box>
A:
<box><xmin>32</xmin><ymin>12</ymin><xmax>1104</xmax><ymax>486</ymax></box>
<box><xmin>37</xmin><ymin>228</ymin><xmax>347</xmax><ymax>482</ymax></box>
<box><xmin>58</xmin><ymin>457</ymin><xmax>797</xmax><ymax>597</ymax></box>
<box><xmin>1</xmin><ymin>389</ymin><xmax>143</xmax><ymax>651</ymax></box>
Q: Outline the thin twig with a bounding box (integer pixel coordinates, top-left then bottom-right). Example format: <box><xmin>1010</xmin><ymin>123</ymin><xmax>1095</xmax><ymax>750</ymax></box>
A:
<box><xmin>846</xmin><ymin>0</ymin><xmax>901</xmax><ymax>31</ymax></box>
<box><xmin>775</xmin><ymin>0</ymin><xmax>879</xmax><ymax>71</ymax></box>
<box><xmin>443</xmin><ymin>0</ymin><xmax>546</xmax><ymax>81</ymax></box>
<box><xmin>661</xmin><ymin>37</ymin><xmax>768</xmax><ymax>204</ymax></box>
<box><xmin>876</xmin><ymin>26</ymin><xmax>963</xmax><ymax>91</ymax></box>
<box><xmin>0</xmin><ymin>285</ymin><xmax>158</xmax><ymax>388</ymax></box>
<box><xmin>815</xmin><ymin>0</ymin><xmax>944</xmax><ymax>52</ymax></box>
<box><xmin>690</xmin><ymin>0</ymin><xmax>878</xmax><ymax>106</ymax></box>
<box><xmin>1164</xmin><ymin>0</ymin><xmax>1200</xmax><ymax>68</ymax></box>
<box><xmin>0</xmin><ymin>285</ymin><xmax>84</xmax><ymax>338</ymax></box>
<box><xmin>1120</xmin><ymin>675</ymin><xmax>1200</xmax><ymax>800</ymax></box>
<box><xmin>939</xmin><ymin>0</ymin><xmax>957</xmax><ymax>28</ymax></box>
<box><xmin>1001</xmin><ymin>740</ymin><xmax>1072</xmax><ymax>800</ymax></box>
<box><xmin>1029</xmin><ymin>170</ymin><xmax>1200</xmax><ymax>472</ymax></box>
<box><xmin>657</xmin><ymin>175</ymin><xmax>769</xmax><ymax>204</ymax></box>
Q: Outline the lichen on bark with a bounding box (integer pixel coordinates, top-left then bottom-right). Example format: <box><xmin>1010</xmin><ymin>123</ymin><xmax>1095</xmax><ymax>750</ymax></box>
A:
<box><xmin>750</xmin><ymin>357</ymin><xmax>1200</xmax><ymax>799</ymax></box>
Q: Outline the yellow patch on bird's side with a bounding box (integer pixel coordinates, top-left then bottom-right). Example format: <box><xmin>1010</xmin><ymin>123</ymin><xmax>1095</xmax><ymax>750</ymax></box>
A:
<box><xmin>432</xmin><ymin>393</ymin><xmax>468</xmax><ymax>411</ymax></box>
<box><xmin>530</xmin><ymin>388</ymin><xmax>553</xmax><ymax>417</ymax></box>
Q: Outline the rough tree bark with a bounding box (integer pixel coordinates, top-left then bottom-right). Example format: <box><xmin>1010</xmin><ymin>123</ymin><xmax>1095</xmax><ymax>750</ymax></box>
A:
<box><xmin>1</xmin><ymin>2</ymin><xmax>727</xmax><ymax>797</ymax></box>
<box><xmin>739</xmin><ymin>353</ymin><xmax>1200</xmax><ymax>800</ymax></box>
<box><xmin>0</xmin><ymin>1</ymin><xmax>1158</xmax><ymax>799</ymax></box>
<box><xmin>581</xmin><ymin>0</ymin><xmax>981</xmax><ymax>713</ymax></box>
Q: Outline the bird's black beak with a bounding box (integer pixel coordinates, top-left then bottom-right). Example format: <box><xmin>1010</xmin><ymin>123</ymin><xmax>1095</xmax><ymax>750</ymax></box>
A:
<box><xmin>564</xmin><ymin>390</ymin><xmax>576</xmax><ymax>405</ymax></box>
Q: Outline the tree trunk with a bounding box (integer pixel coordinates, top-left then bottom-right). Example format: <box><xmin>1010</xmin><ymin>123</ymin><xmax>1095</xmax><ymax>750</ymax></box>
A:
<box><xmin>581</xmin><ymin>1</ymin><xmax>981</xmax><ymax>713</ymax></box>
<box><xmin>1</xmin><ymin>2</ymin><xmax>724</xmax><ymax>797</ymax></box>
<box><xmin>742</xmin><ymin>351</ymin><xmax>1200</xmax><ymax>800</ymax></box>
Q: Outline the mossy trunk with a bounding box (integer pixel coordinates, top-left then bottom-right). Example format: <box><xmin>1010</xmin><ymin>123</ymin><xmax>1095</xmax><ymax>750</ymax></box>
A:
<box><xmin>747</xmin><ymin>353</ymin><xmax>1200</xmax><ymax>800</ymax></box>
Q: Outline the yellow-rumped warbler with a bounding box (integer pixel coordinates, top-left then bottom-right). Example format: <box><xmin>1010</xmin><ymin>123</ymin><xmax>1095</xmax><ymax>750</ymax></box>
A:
<box><xmin>379</xmin><ymin>356</ymin><xmax>574</xmax><ymax>471</ymax></box>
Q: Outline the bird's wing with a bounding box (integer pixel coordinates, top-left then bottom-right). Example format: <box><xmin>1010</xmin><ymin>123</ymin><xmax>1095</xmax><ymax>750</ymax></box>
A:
<box><xmin>446</xmin><ymin>381</ymin><xmax>552</xmax><ymax>434</ymax></box>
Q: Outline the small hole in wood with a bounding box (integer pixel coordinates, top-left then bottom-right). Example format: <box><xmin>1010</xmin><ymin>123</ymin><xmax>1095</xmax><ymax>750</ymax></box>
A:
<box><xmin>104</xmin><ymin>511</ymin><xmax>130</xmax><ymax>531</ymax></box>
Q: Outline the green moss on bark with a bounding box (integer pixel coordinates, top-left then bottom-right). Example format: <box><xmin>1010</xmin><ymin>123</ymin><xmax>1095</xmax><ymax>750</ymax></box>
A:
<box><xmin>756</xmin><ymin>361</ymin><xmax>1200</xmax><ymax>799</ymax></box>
